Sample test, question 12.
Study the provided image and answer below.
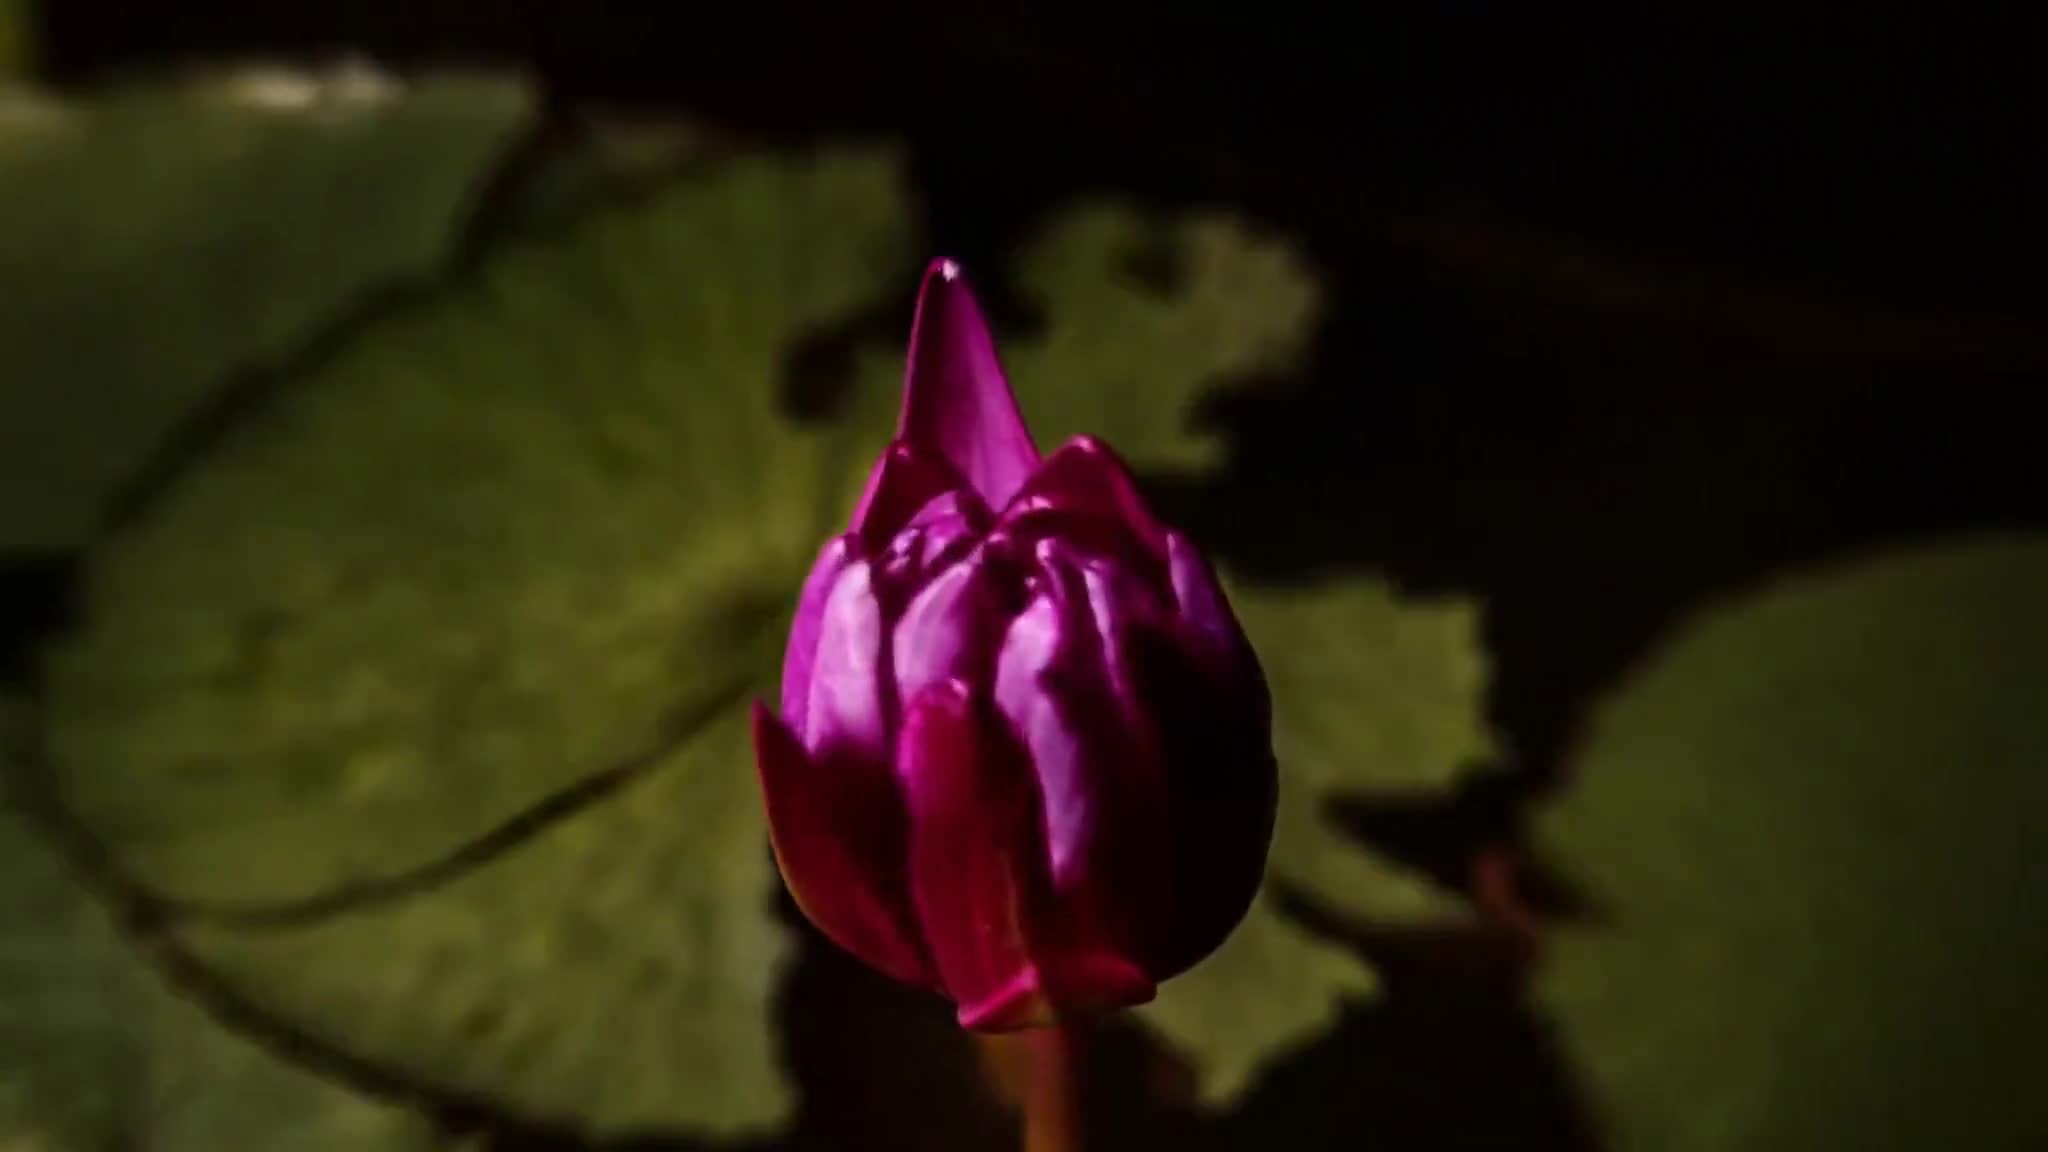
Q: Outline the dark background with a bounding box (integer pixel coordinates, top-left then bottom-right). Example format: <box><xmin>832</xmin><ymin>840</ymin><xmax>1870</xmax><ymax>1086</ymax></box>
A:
<box><xmin>19</xmin><ymin>5</ymin><xmax>2048</xmax><ymax>1148</ymax></box>
<box><xmin>34</xmin><ymin>3</ymin><xmax>2044</xmax><ymax>780</ymax></box>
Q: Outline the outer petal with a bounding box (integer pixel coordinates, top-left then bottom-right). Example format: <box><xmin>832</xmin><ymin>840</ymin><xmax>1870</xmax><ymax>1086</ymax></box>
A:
<box><xmin>1165</xmin><ymin>530</ymin><xmax>1270</xmax><ymax>728</ymax></box>
<box><xmin>897</xmin><ymin>681</ymin><xmax>1048</xmax><ymax>1028</ymax></box>
<box><xmin>1121</xmin><ymin>625</ymin><xmax>1277</xmax><ymax>979</ymax></box>
<box><xmin>801</xmin><ymin>558</ymin><xmax>891</xmax><ymax>763</ymax></box>
<box><xmin>781</xmin><ymin>533</ymin><xmax>857</xmax><ymax>742</ymax></box>
<box><xmin>1000</xmin><ymin>436</ymin><xmax>1169</xmax><ymax>559</ymax></box>
<box><xmin>899</xmin><ymin>259</ymin><xmax>1041</xmax><ymax>510</ymax></box>
<box><xmin>993</xmin><ymin>541</ymin><xmax>1173</xmax><ymax>984</ymax></box>
<box><xmin>753</xmin><ymin>704</ymin><xmax>932</xmax><ymax>985</ymax></box>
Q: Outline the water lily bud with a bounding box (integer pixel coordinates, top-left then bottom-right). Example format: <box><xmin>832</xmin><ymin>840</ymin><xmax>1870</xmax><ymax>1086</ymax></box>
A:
<box><xmin>752</xmin><ymin>259</ymin><xmax>1276</xmax><ymax>1030</ymax></box>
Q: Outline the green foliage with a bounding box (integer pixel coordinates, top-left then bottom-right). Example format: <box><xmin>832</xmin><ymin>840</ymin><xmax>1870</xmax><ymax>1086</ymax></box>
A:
<box><xmin>1004</xmin><ymin>206</ymin><xmax>1320</xmax><ymax>471</ymax></box>
<box><xmin>43</xmin><ymin>150</ymin><xmax>910</xmax><ymax>912</ymax></box>
<box><xmin>42</xmin><ymin>147</ymin><xmax>916</xmax><ymax>1138</ymax></box>
<box><xmin>0</xmin><ymin>69</ymin><xmax>530</xmax><ymax>550</ymax></box>
<box><xmin>0</xmin><ymin>1</ymin><xmax>29</xmax><ymax>85</ymax></box>
<box><xmin>1</xmin><ymin>698</ymin><xmax>450</xmax><ymax>1151</ymax></box>
<box><xmin>1536</xmin><ymin>538</ymin><xmax>2048</xmax><ymax>1149</ymax></box>
<box><xmin>497</xmin><ymin>116</ymin><xmax>726</xmax><ymax>241</ymax></box>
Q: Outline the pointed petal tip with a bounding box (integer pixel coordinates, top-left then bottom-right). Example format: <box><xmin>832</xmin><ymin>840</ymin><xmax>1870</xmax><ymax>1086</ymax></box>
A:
<box><xmin>913</xmin><ymin>258</ymin><xmax>973</xmax><ymax>315</ymax></box>
<box><xmin>908</xmin><ymin>255</ymin><xmax>993</xmax><ymax>343</ymax></box>
<box><xmin>901</xmin><ymin>255</ymin><xmax>1040</xmax><ymax>509</ymax></box>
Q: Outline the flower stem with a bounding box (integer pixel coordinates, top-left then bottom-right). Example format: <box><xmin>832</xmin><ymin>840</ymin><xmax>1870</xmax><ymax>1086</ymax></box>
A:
<box><xmin>1022</xmin><ymin>1024</ymin><xmax>1081</xmax><ymax>1152</ymax></box>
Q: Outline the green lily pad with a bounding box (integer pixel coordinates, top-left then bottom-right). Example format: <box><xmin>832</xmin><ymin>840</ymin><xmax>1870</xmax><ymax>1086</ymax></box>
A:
<box><xmin>0</xmin><ymin>68</ymin><xmax>531</xmax><ymax>551</ymax></box>
<box><xmin>0</xmin><ymin>1</ymin><xmax>27</xmax><ymax>85</ymax></box>
<box><xmin>41</xmin><ymin>146</ymin><xmax>913</xmax><ymax>1138</ymax></box>
<box><xmin>1</xmin><ymin>698</ymin><xmax>449</xmax><ymax>1151</ymax></box>
<box><xmin>493</xmin><ymin>116</ymin><xmax>729</xmax><ymax>244</ymax></box>
<box><xmin>1005</xmin><ymin>205</ymin><xmax>1320</xmax><ymax>471</ymax></box>
<box><xmin>1141</xmin><ymin>579</ymin><xmax>1498</xmax><ymax>1101</ymax></box>
<box><xmin>1535</xmin><ymin>537</ymin><xmax>2048</xmax><ymax>1149</ymax></box>
<box><xmin>177</xmin><ymin>688</ymin><xmax>790</xmax><ymax>1138</ymax></box>
<box><xmin>43</xmin><ymin>149</ymin><xmax>908</xmax><ymax>912</ymax></box>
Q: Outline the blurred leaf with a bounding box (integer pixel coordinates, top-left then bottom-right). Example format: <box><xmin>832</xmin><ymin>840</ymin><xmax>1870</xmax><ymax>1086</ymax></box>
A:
<box><xmin>1535</xmin><ymin>537</ymin><xmax>2048</xmax><ymax>1149</ymax></box>
<box><xmin>498</xmin><ymin>116</ymin><xmax>728</xmax><ymax>242</ymax></box>
<box><xmin>0</xmin><ymin>69</ymin><xmax>532</xmax><ymax>551</ymax></box>
<box><xmin>0</xmin><ymin>699</ymin><xmax>449</xmax><ymax>1150</ymax></box>
<box><xmin>179</xmin><ymin>698</ymin><xmax>787</xmax><ymax>1140</ymax></box>
<box><xmin>44</xmin><ymin>151</ymin><xmax>907</xmax><ymax>911</ymax></box>
<box><xmin>0</xmin><ymin>1</ymin><xmax>28</xmax><ymax>85</ymax></box>
<box><xmin>1141</xmin><ymin>580</ymin><xmax>1498</xmax><ymax>1101</ymax></box>
<box><xmin>1007</xmin><ymin>206</ymin><xmax>1319</xmax><ymax>472</ymax></box>
<box><xmin>43</xmin><ymin>148</ymin><xmax>914</xmax><ymax>1137</ymax></box>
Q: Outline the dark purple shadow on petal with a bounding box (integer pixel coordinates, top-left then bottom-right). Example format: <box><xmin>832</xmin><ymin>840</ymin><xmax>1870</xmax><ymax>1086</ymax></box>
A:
<box><xmin>900</xmin><ymin>259</ymin><xmax>1042</xmax><ymax>510</ymax></box>
<box><xmin>1122</xmin><ymin>623</ymin><xmax>1278</xmax><ymax>980</ymax></box>
<box><xmin>1165</xmin><ymin>530</ymin><xmax>1273</xmax><ymax>733</ymax></box>
<box><xmin>753</xmin><ymin>702</ymin><xmax>934</xmax><ymax>987</ymax></box>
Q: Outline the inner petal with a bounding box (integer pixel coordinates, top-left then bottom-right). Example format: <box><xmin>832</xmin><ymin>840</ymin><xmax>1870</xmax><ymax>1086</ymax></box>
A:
<box><xmin>852</xmin><ymin>441</ymin><xmax>975</xmax><ymax>548</ymax></box>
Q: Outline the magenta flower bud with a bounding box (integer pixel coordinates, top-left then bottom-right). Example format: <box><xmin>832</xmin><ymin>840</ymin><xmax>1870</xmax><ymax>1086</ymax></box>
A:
<box><xmin>751</xmin><ymin>259</ymin><xmax>1276</xmax><ymax>1030</ymax></box>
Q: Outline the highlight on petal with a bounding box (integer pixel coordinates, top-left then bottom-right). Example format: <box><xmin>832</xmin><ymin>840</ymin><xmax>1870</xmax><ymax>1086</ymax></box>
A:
<box><xmin>752</xmin><ymin>703</ymin><xmax>933</xmax><ymax>986</ymax></box>
<box><xmin>878</xmin><ymin>490</ymin><xmax>989</xmax><ymax>597</ymax></box>
<box><xmin>993</xmin><ymin>543</ymin><xmax>1174</xmax><ymax>968</ymax></box>
<box><xmin>900</xmin><ymin>259</ymin><xmax>1041</xmax><ymax>510</ymax></box>
<box><xmin>892</xmin><ymin>549</ymin><xmax>1004</xmax><ymax>707</ymax></box>
<box><xmin>898</xmin><ymin>679</ymin><xmax>1045</xmax><ymax>1024</ymax></box>
<box><xmin>801</xmin><ymin>559</ymin><xmax>890</xmax><ymax>763</ymax></box>
<box><xmin>782</xmin><ymin>534</ymin><xmax>858</xmax><ymax>742</ymax></box>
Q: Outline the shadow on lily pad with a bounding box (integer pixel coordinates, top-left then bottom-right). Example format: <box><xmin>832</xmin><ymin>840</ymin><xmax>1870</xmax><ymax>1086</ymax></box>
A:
<box><xmin>1215</xmin><ymin>898</ymin><xmax>1601</xmax><ymax>1152</ymax></box>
